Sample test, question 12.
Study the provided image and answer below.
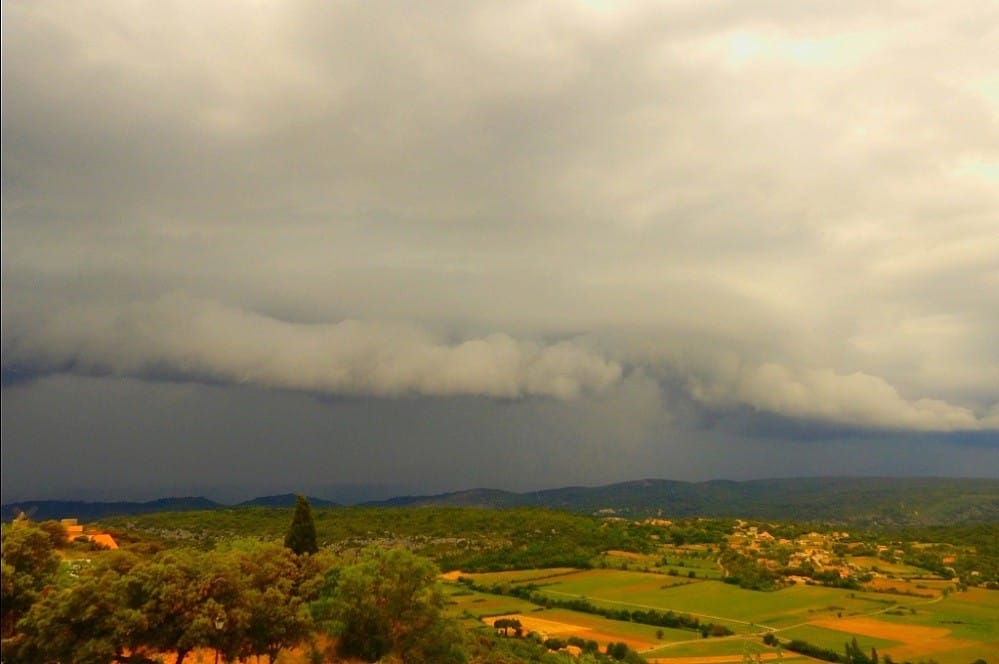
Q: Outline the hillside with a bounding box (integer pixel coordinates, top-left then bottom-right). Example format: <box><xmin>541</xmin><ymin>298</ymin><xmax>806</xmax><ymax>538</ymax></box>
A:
<box><xmin>236</xmin><ymin>494</ymin><xmax>338</xmax><ymax>508</ymax></box>
<box><xmin>362</xmin><ymin>476</ymin><xmax>999</xmax><ymax>525</ymax></box>
<box><xmin>0</xmin><ymin>494</ymin><xmax>336</xmax><ymax>522</ymax></box>
<box><xmin>0</xmin><ymin>496</ymin><xmax>221</xmax><ymax>523</ymax></box>
<box><xmin>4</xmin><ymin>476</ymin><xmax>997</xmax><ymax>525</ymax></box>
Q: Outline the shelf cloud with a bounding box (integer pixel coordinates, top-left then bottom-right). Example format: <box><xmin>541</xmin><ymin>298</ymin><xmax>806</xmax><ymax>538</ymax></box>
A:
<box><xmin>2</xmin><ymin>0</ymin><xmax>996</xmax><ymax>498</ymax></box>
<box><xmin>4</xmin><ymin>295</ymin><xmax>622</xmax><ymax>401</ymax></box>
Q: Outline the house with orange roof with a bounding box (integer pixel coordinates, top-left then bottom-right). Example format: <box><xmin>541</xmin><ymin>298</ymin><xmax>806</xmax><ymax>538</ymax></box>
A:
<box><xmin>60</xmin><ymin>518</ymin><xmax>118</xmax><ymax>549</ymax></box>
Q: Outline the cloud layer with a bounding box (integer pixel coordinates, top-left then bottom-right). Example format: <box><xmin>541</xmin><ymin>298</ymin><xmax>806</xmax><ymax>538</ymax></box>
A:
<box><xmin>2</xmin><ymin>0</ymin><xmax>997</xmax><ymax>495</ymax></box>
<box><xmin>4</xmin><ymin>295</ymin><xmax>621</xmax><ymax>400</ymax></box>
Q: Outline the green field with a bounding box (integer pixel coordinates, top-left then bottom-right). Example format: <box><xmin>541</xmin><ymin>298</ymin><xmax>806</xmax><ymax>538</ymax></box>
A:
<box><xmin>655</xmin><ymin>550</ymin><xmax>725</xmax><ymax>579</ymax></box>
<box><xmin>444</xmin><ymin>584</ymin><xmax>698</xmax><ymax>650</ymax></box>
<box><xmin>531</xmin><ymin>568</ymin><xmax>696</xmax><ymax>595</ymax></box>
<box><xmin>536</xmin><ymin>572</ymin><xmax>915</xmax><ymax>628</ymax></box>
<box><xmin>445</xmin><ymin>585</ymin><xmax>540</xmax><ymax>619</ymax></box>
<box><xmin>543</xmin><ymin>608</ymin><xmax>693</xmax><ymax>644</ymax></box>
<box><xmin>643</xmin><ymin>636</ymin><xmax>812</xmax><ymax>659</ymax></box>
<box><xmin>460</xmin><ymin>567</ymin><xmax>583</xmax><ymax>586</ymax></box>
<box><xmin>873</xmin><ymin>587</ymin><xmax>999</xmax><ymax>643</ymax></box>
<box><xmin>458</xmin><ymin>567</ymin><xmax>999</xmax><ymax>662</ymax></box>
<box><xmin>848</xmin><ymin>555</ymin><xmax>935</xmax><ymax>577</ymax></box>
<box><xmin>777</xmin><ymin>623</ymin><xmax>899</xmax><ymax>652</ymax></box>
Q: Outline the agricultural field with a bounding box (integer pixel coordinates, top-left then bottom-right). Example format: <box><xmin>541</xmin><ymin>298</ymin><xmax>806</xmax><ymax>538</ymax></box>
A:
<box><xmin>655</xmin><ymin>548</ymin><xmax>726</xmax><ymax>580</ymax></box>
<box><xmin>445</xmin><ymin>584</ymin><xmax>542</xmax><ymax>620</ymax></box>
<box><xmin>643</xmin><ymin>637</ymin><xmax>812</xmax><ymax>661</ymax></box>
<box><xmin>451</xmin><ymin>566</ymin><xmax>999</xmax><ymax>662</ymax></box>
<box><xmin>776</xmin><ymin>624</ymin><xmax>900</xmax><ymax>654</ymax></box>
<box><xmin>525</xmin><ymin>568</ymin><xmax>699</xmax><ymax>597</ymax></box>
<box><xmin>531</xmin><ymin>573</ymin><xmax>896</xmax><ymax>627</ymax></box>
<box><xmin>848</xmin><ymin>556</ymin><xmax>932</xmax><ymax>578</ymax></box>
<box><xmin>446</xmin><ymin>585</ymin><xmax>694</xmax><ymax>652</ymax></box>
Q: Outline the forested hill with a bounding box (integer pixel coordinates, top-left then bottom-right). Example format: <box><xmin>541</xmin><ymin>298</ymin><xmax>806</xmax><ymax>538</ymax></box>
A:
<box><xmin>362</xmin><ymin>477</ymin><xmax>999</xmax><ymax>525</ymax></box>
<box><xmin>237</xmin><ymin>493</ymin><xmax>339</xmax><ymax>508</ymax></box>
<box><xmin>0</xmin><ymin>494</ymin><xmax>335</xmax><ymax>522</ymax></box>
<box><xmin>0</xmin><ymin>496</ymin><xmax>222</xmax><ymax>523</ymax></box>
<box><xmin>3</xmin><ymin>477</ymin><xmax>997</xmax><ymax>525</ymax></box>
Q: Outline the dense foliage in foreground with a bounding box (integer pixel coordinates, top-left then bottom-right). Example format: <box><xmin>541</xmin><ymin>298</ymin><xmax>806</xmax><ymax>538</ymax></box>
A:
<box><xmin>3</xmin><ymin>523</ymin><xmax>325</xmax><ymax>663</ymax></box>
<box><xmin>1</xmin><ymin>516</ymin><xmax>665</xmax><ymax>664</ymax></box>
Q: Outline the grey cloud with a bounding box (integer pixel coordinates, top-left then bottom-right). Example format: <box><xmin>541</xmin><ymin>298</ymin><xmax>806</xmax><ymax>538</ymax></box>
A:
<box><xmin>2</xmin><ymin>0</ymin><xmax>998</xmax><ymax>497</ymax></box>
<box><xmin>3</xmin><ymin>295</ymin><xmax>622</xmax><ymax>400</ymax></box>
<box><xmin>688</xmin><ymin>362</ymin><xmax>982</xmax><ymax>432</ymax></box>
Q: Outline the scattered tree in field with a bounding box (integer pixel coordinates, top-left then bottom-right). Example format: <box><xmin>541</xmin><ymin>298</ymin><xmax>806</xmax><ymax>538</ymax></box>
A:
<box><xmin>604</xmin><ymin>641</ymin><xmax>644</xmax><ymax>662</ymax></box>
<box><xmin>494</xmin><ymin>617</ymin><xmax>523</xmax><ymax>637</ymax></box>
<box><xmin>284</xmin><ymin>494</ymin><xmax>319</xmax><ymax>555</ymax></box>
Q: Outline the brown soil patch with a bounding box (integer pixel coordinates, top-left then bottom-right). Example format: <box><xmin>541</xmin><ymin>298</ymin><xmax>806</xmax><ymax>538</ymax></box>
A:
<box><xmin>606</xmin><ymin>550</ymin><xmax>645</xmax><ymax>559</ymax></box>
<box><xmin>485</xmin><ymin>613</ymin><xmax>585</xmax><ymax>634</ymax></box>
<box><xmin>863</xmin><ymin>578</ymin><xmax>938</xmax><ymax>596</ymax></box>
<box><xmin>484</xmin><ymin>614</ymin><xmax>653</xmax><ymax>651</ymax></box>
<box><xmin>811</xmin><ymin>616</ymin><xmax>974</xmax><ymax>658</ymax></box>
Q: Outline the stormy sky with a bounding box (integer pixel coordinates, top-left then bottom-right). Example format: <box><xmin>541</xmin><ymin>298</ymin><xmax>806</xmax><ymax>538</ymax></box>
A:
<box><xmin>2</xmin><ymin>1</ymin><xmax>997</xmax><ymax>503</ymax></box>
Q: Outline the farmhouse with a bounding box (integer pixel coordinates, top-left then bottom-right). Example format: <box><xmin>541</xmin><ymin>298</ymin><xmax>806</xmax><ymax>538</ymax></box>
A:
<box><xmin>60</xmin><ymin>518</ymin><xmax>119</xmax><ymax>549</ymax></box>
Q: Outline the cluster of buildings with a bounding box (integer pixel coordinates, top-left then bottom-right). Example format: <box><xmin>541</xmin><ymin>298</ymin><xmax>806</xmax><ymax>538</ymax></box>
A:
<box><xmin>59</xmin><ymin>518</ymin><xmax>119</xmax><ymax>549</ymax></box>
<box><xmin>11</xmin><ymin>513</ymin><xmax>118</xmax><ymax>550</ymax></box>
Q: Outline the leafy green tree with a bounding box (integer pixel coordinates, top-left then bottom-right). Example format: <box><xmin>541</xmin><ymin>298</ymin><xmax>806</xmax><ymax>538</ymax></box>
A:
<box><xmin>1</xmin><ymin>522</ymin><xmax>63</xmax><ymax>639</ymax></box>
<box><xmin>11</xmin><ymin>551</ymin><xmax>146</xmax><ymax>664</ymax></box>
<box><xmin>114</xmin><ymin>547</ymin><xmax>246</xmax><ymax>664</ymax></box>
<box><xmin>234</xmin><ymin>543</ymin><xmax>313</xmax><ymax>663</ymax></box>
<box><xmin>494</xmin><ymin>617</ymin><xmax>523</xmax><ymax>637</ymax></box>
<box><xmin>312</xmin><ymin>546</ymin><xmax>466</xmax><ymax>663</ymax></box>
<box><xmin>284</xmin><ymin>494</ymin><xmax>319</xmax><ymax>555</ymax></box>
<box><xmin>844</xmin><ymin>636</ymin><xmax>874</xmax><ymax>664</ymax></box>
<box><xmin>606</xmin><ymin>642</ymin><xmax>629</xmax><ymax>660</ymax></box>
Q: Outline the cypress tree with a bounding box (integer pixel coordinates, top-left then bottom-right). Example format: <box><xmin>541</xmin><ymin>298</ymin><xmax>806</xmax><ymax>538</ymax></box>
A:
<box><xmin>284</xmin><ymin>494</ymin><xmax>319</xmax><ymax>555</ymax></box>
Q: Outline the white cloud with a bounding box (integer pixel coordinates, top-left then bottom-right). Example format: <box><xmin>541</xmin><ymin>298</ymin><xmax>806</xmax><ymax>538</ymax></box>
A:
<box><xmin>691</xmin><ymin>363</ymin><xmax>982</xmax><ymax>431</ymax></box>
<box><xmin>4</xmin><ymin>295</ymin><xmax>622</xmax><ymax>401</ymax></box>
<box><xmin>2</xmin><ymin>0</ymin><xmax>997</xmax><ymax>435</ymax></box>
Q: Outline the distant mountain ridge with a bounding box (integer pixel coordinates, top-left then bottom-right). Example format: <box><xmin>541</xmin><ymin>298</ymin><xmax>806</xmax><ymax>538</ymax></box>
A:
<box><xmin>3</xmin><ymin>477</ymin><xmax>997</xmax><ymax>525</ymax></box>
<box><xmin>360</xmin><ymin>477</ymin><xmax>999</xmax><ymax>525</ymax></box>
<box><xmin>0</xmin><ymin>496</ymin><xmax>222</xmax><ymax>523</ymax></box>
<box><xmin>237</xmin><ymin>493</ymin><xmax>339</xmax><ymax>508</ymax></box>
<box><xmin>0</xmin><ymin>494</ymin><xmax>336</xmax><ymax>523</ymax></box>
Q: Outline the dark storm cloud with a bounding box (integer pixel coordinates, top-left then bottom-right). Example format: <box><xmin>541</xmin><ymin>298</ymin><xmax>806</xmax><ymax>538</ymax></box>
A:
<box><xmin>2</xmin><ymin>1</ymin><xmax>998</xmax><ymax>498</ymax></box>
